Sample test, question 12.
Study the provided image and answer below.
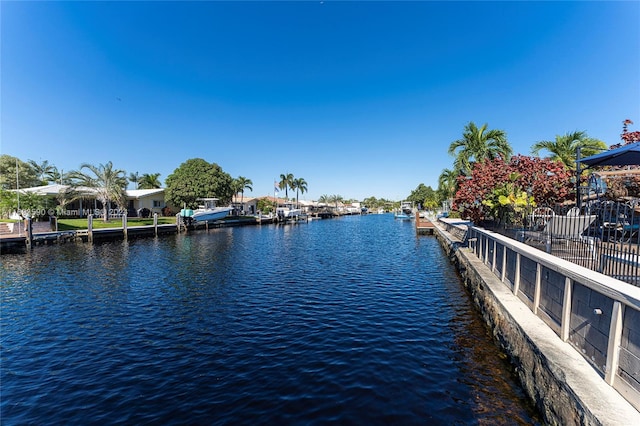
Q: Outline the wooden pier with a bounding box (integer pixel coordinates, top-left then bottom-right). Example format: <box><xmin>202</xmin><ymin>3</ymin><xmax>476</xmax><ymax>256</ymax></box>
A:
<box><xmin>416</xmin><ymin>214</ymin><xmax>435</xmax><ymax>235</ymax></box>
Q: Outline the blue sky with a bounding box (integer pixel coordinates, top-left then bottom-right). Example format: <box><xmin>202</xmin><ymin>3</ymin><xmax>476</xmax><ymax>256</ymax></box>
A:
<box><xmin>2</xmin><ymin>1</ymin><xmax>639</xmax><ymax>201</ymax></box>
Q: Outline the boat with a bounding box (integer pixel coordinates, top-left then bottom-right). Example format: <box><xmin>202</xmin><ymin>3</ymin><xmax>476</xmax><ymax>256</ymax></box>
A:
<box><xmin>276</xmin><ymin>203</ymin><xmax>303</xmax><ymax>219</ymax></box>
<box><xmin>253</xmin><ymin>212</ymin><xmax>275</xmax><ymax>224</ymax></box>
<box><xmin>191</xmin><ymin>198</ymin><xmax>233</xmax><ymax>222</ymax></box>
<box><xmin>395</xmin><ymin>201</ymin><xmax>414</xmax><ymax>220</ymax></box>
<box><xmin>394</xmin><ymin>211</ymin><xmax>412</xmax><ymax>220</ymax></box>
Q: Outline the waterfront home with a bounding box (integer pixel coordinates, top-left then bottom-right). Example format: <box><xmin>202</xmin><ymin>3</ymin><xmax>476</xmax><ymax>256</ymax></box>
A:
<box><xmin>10</xmin><ymin>184</ymin><xmax>176</xmax><ymax>218</ymax></box>
<box><xmin>125</xmin><ymin>188</ymin><xmax>172</xmax><ymax>217</ymax></box>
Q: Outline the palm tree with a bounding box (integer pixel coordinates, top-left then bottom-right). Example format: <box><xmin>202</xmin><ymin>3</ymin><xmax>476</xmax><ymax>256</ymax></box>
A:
<box><xmin>28</xmin><ymin>159</ymin><xmax>55</xmax><ymax>184</ymax></box>
<box><xmin>279</xmin><ymin>173</ymin><xmax>294</xmax><ymax>200</ymax></box>
<box><xmin>438</xmin><ymin>168</ymin><xmax>459</xmax><ymax>202</ymax></box>
<box><xmin>68</xmin><ymin>161</ymin><xmax>128</xmax><ymax>221</ymax></box>
<box><xmin>128</xmin><ymin>172</ymin><xmax>140</xmax><ymax>189</ymax></box>
<box><xmin>46</xmin><ymin>167</ymin><xmax>70</xmax><ymax>185</ymax></box>
<box><xmin>448</xmin><ymin>122</ymin><xmax>512</xmax><ymax>175</ymax></box>
<box><xmin>291</xmin><ymin>177</ymin><xmax>307</xmax><ymax>208</ymax></box>
<box><xmin>318</xmin><ymin>194</ymin><xmax>330</xmax><ymax>206</ymax></box>
<box><xmin>138</xmin><ymin>173</ymin><xmax>162</xmax><ymax>189</ymax></box>
<box><xmin>531</xmin><ymin>131</ymin><xmax>607</xmax><ymax>170</ymax></box>
<box><xmin>234</xmin><ymin>176</ymin><xmax>253</xmax><ymax>211</ymax></box>
<box><xmin>331</xmin><ymin>194</ymin><xmax>343</xmax><ymax>210</ymax></box>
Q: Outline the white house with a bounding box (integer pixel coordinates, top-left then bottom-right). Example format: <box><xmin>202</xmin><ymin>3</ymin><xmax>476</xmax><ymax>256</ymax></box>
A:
<box><xmin>125</xmin><ymin>188</ymin><xmax>170</xmax><ymax>216</ymax></box>
<box><xmin>12</xmin><ymin>184</ymin><xmax>175</xmax><ymax>217</ymax></box>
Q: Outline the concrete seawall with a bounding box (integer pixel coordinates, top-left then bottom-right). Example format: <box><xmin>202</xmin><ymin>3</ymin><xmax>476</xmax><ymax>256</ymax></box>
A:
<box><xmin>432</xmin><ymin>220</ymin><xmax>640</xmax><ymax>425</ymax></box>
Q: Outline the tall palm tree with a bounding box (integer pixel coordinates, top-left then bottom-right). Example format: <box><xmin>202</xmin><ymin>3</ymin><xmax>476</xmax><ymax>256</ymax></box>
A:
<box><xmin>68</xmin><ymin>161</ymin><xmax>128</xmax><ymax>221</ymax></box>
<box><xmin>128</xmin><ymin>172</ymin><xmax>140</xmax><ymax>189</ymax></box>
<box><xmin>438</xmin><ymin>168</ymin><xmax>459</xmax><ymax>201</ymax></box>
<box><xmin>448</xmin><ymin>122</ymin><xmax>512</xmax><ymax>175</ymax></box>
<box><xmin>531</xmin><ymin>130</ymin><xmax>607</xmax><ymax>170</ymax></box>
<box><xmin>331</xmin><ymin>194</ymin><xmax>343</xmax><ymax>209</ymax></box>
<box><xmin>28</xmin><ymin>159</ymin><xmax>55</xmax><ymax>184</ymax></box>
<box><xmin>318</xmin><ymin>194</ymin><xmax>330</xmax><ymax>206</ymax></box>
<box><xmin>138</xmin><ymin>173</ymin><xmax>162</xmax><ymax>189</ymax></box>
<box><xmin>291</xmin><ymin>177</ymin><xmax>307</xmax><ymax>208</ymax></box>
<box><xmin>46</xmin><ymin>166</ymin><xmax>70</xmax><ymax>185</ymax></box>
<box><xmin>279</xmin><ymin>173</ymin><xmax>294</xmax><ymax>200</ymax></box>
<box><xmin>234</xmin><ymin>176</ymin><xmax>253</xmax><ymax>210</ymax></box>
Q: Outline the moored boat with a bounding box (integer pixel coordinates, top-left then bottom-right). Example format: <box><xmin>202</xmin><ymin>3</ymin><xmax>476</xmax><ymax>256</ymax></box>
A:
<box><xmin>395</xmin><ymin>201</ymin><xmax>414</xmax><ymax>220</ymax></box>
<box><xmin>191</xmin><ymin>198</ymin><xmax>233</xmax><ymax>222</ymax></box>
<box><xmin>276</xmin><ymin>204</ymin><xmax>302</xmax><ymax>219</ymax></box>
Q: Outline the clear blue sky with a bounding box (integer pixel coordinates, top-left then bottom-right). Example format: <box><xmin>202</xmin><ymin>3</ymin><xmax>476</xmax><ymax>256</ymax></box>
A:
<box><xmin>2</xmin><ymin>1</ymin><xmax>639</xmax><ymax>201</ymax></box>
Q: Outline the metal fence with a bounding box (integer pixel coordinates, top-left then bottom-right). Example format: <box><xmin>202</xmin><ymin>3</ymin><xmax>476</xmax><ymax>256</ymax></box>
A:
<box><xmin>460</xmin><ymin>223</ymin><xmax>640</xmax><ymax>411</ymax></box>
<box><xmin>484</xmin><ymin>200</ymin><xmax>640</xmax><ymax>286</ymax></box>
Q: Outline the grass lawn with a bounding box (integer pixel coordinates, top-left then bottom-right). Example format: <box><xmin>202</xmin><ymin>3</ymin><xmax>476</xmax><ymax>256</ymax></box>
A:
<box><xmin>58</xmin><ymin>217</ymin><xmax>176</xmax><ymax>231</ymax></box>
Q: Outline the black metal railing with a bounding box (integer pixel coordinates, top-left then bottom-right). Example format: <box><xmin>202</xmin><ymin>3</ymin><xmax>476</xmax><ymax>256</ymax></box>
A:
<box><xmin>482</xmin><ymin>200</ymin><xmax>640</xmax><ymax>286</ymax></box>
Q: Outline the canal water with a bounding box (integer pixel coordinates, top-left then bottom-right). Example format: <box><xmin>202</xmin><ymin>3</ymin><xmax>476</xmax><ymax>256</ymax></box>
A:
<box><xmin>1</xmin><ymin>214</ymin><xmax>540</xmax><ymax>424</ymax></box>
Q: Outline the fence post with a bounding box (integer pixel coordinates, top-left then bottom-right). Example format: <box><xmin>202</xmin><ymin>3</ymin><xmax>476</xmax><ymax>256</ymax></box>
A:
<box><xmin>513</xmin><ymin>253</ymin><xmax>521</xmax><ymax>296</ymax></box>
<box><xmin>533</xmin><ymin>263</ymin><xmax>542</xmax><ymax>314</ymax></box>
<box><xmin>484</xmin><ymin>237</ymin><xmax>489</xmax><ymax>265</ymax></box>
<box><xmin>492</xmin><ymin>240</ymin><xmax>497</xmax><ymax>273</ymax></box>
<box><xmin>561</xmin><ymin>277</ymin><xmax>572</xmax><ymax>342</ymax></box>
<box><xmin>605</xmin><ymin>301</ymin><xmax>623</xmax><ymax>385</ymax></box>
<box><xmin>501</xmin><ymin>244</ymin><xmax>507</xmax><ymax>282</ymax></box>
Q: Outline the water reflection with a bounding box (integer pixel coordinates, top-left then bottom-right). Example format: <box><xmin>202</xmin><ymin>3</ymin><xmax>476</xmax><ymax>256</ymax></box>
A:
<box><xmin>1</xmin><ymin>215</ymin><xmax>540</xmax><ymax>424</ymax></box>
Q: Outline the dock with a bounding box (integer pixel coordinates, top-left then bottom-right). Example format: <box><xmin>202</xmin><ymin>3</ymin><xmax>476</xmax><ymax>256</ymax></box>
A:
<box><xmin>415</xmin><ymin>214</ymin><xmax>435</xmax><ymax>235</ymax></box>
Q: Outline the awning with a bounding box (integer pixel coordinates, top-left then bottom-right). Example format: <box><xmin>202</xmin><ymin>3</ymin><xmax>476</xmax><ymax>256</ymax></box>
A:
<box><xmin>577</xmin><ymin>142</ymin><xmax>640</xmax><ymax>167</ymax></box>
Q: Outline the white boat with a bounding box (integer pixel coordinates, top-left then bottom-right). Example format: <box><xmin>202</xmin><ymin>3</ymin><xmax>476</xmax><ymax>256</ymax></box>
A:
<box><xmin>191</xmin><ymin>198</ymin><xmax>233</xmax><ymax>222</ymax></box>
<box><xmin>276</xmin><ymin>204</ymin><xmax>303</xmax><ymax>219</ymax></box>
<box><xmin>394</xmin><ymin>211</ymin><xmax>413</xmax><ymax>220</ymax></box>
<box><xmin>395</xmin><ymin>201</ymin><xmax>414</xmax><ymax>220</ymax></box>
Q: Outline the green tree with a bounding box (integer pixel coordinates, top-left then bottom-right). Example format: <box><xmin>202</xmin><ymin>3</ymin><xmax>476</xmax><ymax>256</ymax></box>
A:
<box><xmin>28</xmin><ymin>159</ymin><xmax>55</xmax><ymax>184</ymax></box>
<box><xmin>279</xmin><ymin>173</ymin><xmax>294</xmax><ymax>200</ymax></box>
<box><xmin>0</xmin><ymin>189</ymin><xmax>17</xmax><ymax>218</ymax></box>
<box><xmin>438</xmin><ymin>168</ymin><xmax>459</xmax><ymax>201</ymax></box>
<box><xmin>448</xmin><ymin>122</ymin><xmax>512</xmax><ymax>176</ymax></box>
<box><xmin>291</xmin><ymin>177</ymin><xmax>307</xmax><ymax>208</ymax></box>
<box><xmin>0</xmin><ymin>155</ymin><xmax>42</xmax><ymax>190</ymax></box>
<box><xmin>531</xmin><ymin>130</ymin><xmax>607</xmax><ymax>170</ymax></box>
<box><xmin>407</xmin><ymin>183</ymin><xmax>437</xmax><ymax>210</ymax></box>
<box><xmin>257</xmin><ymin>197</ymin><xmax>274</xmax><ymax>214</ymax></box>
<box><xmin>165</xmin><ymin>158</ymin><xmax>234</xmax><ymax>209</ymax></box>
<box><xmin>318</xmin><ymin>194</ymin><xmax>330</xmax><ymax>205</ymax></box>
<box><xmin>330</xmin><ymin>194</ymin><xmax>343</xmax><ymax>209</ymax></box>
<box><xmin>129</xmin><ymin>172</ymin><xmax>140</xmax><ymax>189</ymax></box>
<box><xmin>362</xmin><ymin>196</ymin><xmax>379</xmax><ymax>209</ymax></box>
<box><xmin>233</xmin><ymin>176</ymin><xmax>253</xmax><ymax>210</ymax></box>
<box><xmin>67</xmin><ymin>161</ymin><xmax>128</xmax><ymax>221</ymax></box>
<box><xmin>0</xmin><ymin>189</ymin><xmax>47</xmax><ymax>219</ymax></box>
<box><xmin>47</xmin><ymin>166</ymin><xmax>71</xmax><ymax>185</ymax></box>
<box><xmin>138</xmin><ymin>173</ymin><xmax>162</xmax><ymax>189</ymax></box>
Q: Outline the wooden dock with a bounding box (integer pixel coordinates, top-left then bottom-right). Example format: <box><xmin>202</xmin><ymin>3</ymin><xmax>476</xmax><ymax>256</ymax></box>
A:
<box><xmin>416</xmin><ymin>215</ymin><xmax>435</xmax><ymax>235</ymax></box>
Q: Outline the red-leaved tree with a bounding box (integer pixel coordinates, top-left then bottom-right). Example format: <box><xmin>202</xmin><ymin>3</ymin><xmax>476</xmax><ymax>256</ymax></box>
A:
<box><xmin>610</xmin><ymin>119</ymin><xmax>640</xmax><ymax>149</ymax></box>
<box><xmin>453</xmin><ymin>155</ymin><xmax>573</xmax><ymax>223</ymax></box>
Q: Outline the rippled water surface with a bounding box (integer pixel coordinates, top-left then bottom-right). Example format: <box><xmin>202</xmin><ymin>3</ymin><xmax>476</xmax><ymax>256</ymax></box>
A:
<box><xmin>1</xmin><ymin>215</ymin><xmax>540</xmax><ymax>424</ymax></box>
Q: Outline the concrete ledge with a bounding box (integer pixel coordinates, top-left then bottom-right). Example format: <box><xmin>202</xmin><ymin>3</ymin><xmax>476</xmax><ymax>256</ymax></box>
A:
<box><xmin>433</xmin><ymin>221</ymin><xmax>640</xmax><ymax>425</ymax></box>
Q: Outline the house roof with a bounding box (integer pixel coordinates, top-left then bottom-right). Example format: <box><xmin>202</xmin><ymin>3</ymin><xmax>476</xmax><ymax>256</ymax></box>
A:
<box><xmin>126</xmin><ymin>188</ymin><xmax>165</xmax><ymax>199</ymax></box>
<box><xmin>17</xmin><ymin>183</ymin><xmax>70</xmax><ymax>196</ymax></box>
<box><xmin>15</xmin><ymin>184</ymin><xmax>165</xmax><ymax>199</ymax></box>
